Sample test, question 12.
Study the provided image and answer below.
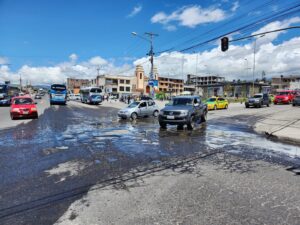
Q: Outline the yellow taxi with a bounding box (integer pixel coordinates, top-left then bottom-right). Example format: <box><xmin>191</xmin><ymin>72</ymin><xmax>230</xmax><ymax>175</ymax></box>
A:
<box><xmin>206</xmin><ymin>96</ymin><xmax>229</xmax><ymax>110</ymax></box>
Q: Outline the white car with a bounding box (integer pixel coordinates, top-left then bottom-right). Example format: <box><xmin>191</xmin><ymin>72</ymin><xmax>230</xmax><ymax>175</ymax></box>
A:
<box><xmin>118</xmin><ymin>100</ymin><xmax>159</xmax><ymax>120</ymax></box>
<box><xmin>69</xmin><ymin>94</ymin><xmax>81</xmax><ymax>100</ymax></box>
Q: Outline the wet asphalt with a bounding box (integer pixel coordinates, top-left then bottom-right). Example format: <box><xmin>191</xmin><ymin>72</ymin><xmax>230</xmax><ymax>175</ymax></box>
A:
<box><xmin>0</xmin><ymin>100</ymin><xmax>299</xmax><ymax>225</ymax></box>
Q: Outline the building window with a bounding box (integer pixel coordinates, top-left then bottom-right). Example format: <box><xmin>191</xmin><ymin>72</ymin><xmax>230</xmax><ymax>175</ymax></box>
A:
<box><xmin>140</xmin><ymin>73</ymin><xmax>142</xmax><ymax>79</ymax></box>
<box><xmin>112</xmin><ymin>88</ymin><xmax>117</xmax><ymax>92</ymax></box>
<box><xmin>126</xmin><ymin>87</ymin><xmax>130</xmax><ymax>92</ymax></box>
<box><xmin>119</xmin><ymin>86</ymin><xmax>125</xmax><ymax>92</ymax></box>
<box><xmin>126</xmin><ymin>80</ymin><xmax>130</xmax><ymax>84</ymax></box>
<box><xmin>120</xmin><ymin>80</ymin><xmax>124</xmax><ymax>84</ymax></box>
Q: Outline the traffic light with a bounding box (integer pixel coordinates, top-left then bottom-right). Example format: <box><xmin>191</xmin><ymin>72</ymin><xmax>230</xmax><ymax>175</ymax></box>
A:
<box><xmin>221</xmin><ymin>37</ymin><xmax>229</xmax><ymax>52</ymax></box>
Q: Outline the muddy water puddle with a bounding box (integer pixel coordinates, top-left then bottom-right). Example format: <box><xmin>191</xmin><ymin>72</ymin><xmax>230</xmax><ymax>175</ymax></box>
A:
<box><xmin>0</xmin><ymin>115</ymin><xmax>299</xmax><ymax>165</ymax></box>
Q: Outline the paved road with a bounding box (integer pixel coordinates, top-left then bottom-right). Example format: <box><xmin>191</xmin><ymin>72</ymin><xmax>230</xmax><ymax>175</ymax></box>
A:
<box><xmin>0</xmin><ymin>100</ymin><xmax>299</xmax><ymax>225</ymax></box>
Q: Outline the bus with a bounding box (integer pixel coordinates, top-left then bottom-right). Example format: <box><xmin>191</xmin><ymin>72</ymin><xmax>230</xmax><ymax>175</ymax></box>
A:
<box><xmin>0</xmin><ymin>83</ymin><xmax>19</xmax><ymax>106</ymax></box>
<box><xmin>80</xmin><ymin>87</ymin><xmax>103</xmax><ymax>104</ymax></box>
<box><xmin>50</xmin><ymin>84</ymin><xmax>67</xmax><ymax>105</ymax></box>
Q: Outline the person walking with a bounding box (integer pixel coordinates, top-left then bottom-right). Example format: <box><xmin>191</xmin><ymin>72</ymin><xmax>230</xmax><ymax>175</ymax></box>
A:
<box><xmin>127</xmin><ymin>96</ymin><xmax>131</xmax><ymax>104</ymax></box>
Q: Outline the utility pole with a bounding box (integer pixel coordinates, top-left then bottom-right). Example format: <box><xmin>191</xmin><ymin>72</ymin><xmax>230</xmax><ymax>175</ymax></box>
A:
<box><xmin>145</xmin><ymin>32</ymin><xmax>158</xmax><ymax>98</ymax></box>
<box><xmin>252</xmin><ymin>35</ymin><xmax>265</xmax><ymax>96</ymax></box>
<box><xmin>19</xmin><ymin>73</ymin><xmax>22</xmax><ymax>92</ymax></box>
<box><xmin>181</xmin><ymin>55</ymin><xmax>185</xmax><ymax>81</ymax></box>
<box><xmin>195</xmin><ymin>51</ymin><xmax>198</xmax><ymax>76</ymax></box>
<box><xmin>132</xmin><ymin>32</ymin><xmax>158</xmax><ymax>98</ymax></box>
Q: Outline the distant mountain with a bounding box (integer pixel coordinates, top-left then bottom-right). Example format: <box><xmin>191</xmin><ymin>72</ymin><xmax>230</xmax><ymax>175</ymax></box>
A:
<box><xmin>33</xmin><ymin>84</ymin><xmax>51</xmax><ymax>90</ymax></box>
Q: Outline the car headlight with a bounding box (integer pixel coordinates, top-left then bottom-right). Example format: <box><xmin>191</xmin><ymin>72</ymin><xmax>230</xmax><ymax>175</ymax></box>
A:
<box><xmin>181</xmin><ymin>111</ymin><xmax>188</xmax><ymax>116</ymax></box>
<box><xmin>159</xmin><ymin>111</ymin><xmax>164</xmax><ymax>115</ymax></box>
<box><xmin>12</xmin><ymin>108</ymin><xmax>20</xmax><ymax>112</ymax></box>
<box><xmin>31</xmin><ymin>108</ymin><xmax>37</xmax><ymax>111</ymax></box>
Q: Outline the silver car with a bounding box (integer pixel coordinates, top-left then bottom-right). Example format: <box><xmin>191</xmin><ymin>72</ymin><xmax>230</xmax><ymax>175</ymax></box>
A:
<box><xmin>118</xmin><ymin>100</ymin><xmax>159</xmax><ymax>120</ymax></box>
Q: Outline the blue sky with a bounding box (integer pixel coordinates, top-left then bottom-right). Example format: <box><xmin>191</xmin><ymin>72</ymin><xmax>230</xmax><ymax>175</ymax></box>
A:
<box><xmin>0</xmin><ymin>0</ymin><xmax>300</xmax><ymax>84</ymax></box>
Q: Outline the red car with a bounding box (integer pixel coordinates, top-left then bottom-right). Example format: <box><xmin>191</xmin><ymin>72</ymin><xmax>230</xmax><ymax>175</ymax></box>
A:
<box><xmin>10</xmin><ymin>96</ymin><xmax>38</xmax><ymax>120</ymax></box>
<box><xmin>274</xmin><ymin>90</ymin><xmax>296</xmax><ymax>104</ymax></box>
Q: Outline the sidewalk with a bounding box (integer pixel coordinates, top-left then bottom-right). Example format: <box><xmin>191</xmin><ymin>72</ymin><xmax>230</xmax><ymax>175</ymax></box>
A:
<box><xmin>254</xmin><ymin>106</ymin><xmax>300</xmax><ymax>145</ymax></box>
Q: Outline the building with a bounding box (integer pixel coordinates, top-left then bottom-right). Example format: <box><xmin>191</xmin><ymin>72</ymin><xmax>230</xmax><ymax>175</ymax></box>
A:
<box><xmin>186</xmin><ymin>74</ymin><xmax>225</xmax><ymax>98</ymax></box>
<box><xmin>225</xmin><ymin>81</ymin><xmax>270</xmax><ymax>98</ymax></box>
<box><xmin>67</xmin><ymin>78</ymin><xmax>90</xmax><ymax>94</ymax></box>
<box><xmin>158</xmin><ymin>76</ymin><xmax>184</xmax><ymax>96</ymax></box>
<box><xmin>187</xmin><ymin>74</ymin><xmax>225</xmax><ymax>86</ymax></box>
<box><xmin>134</xmin><ymin>65</ymin><xmax>159</xmax><ymax>94</ymax></box>
<box><xmin>271</xmin><ymin>75</ymin><xmax>300</xmax><ymax>91</ymax></box>
<box><xmin>92</xmin><ymin>75</ymin><xmax>135</xmax><ymax>97</ymax></box>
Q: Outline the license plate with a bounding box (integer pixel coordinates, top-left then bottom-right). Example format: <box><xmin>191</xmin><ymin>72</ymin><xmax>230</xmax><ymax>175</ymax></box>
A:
<box><xmin>167</xmin><ymin>115</ymin><xmax>175</xmax><ymax>119</ymax></box>
<box><xmin>22</xmin><ymin>111</ymin><xmax>29</xmax><ymax>115</ymax></box>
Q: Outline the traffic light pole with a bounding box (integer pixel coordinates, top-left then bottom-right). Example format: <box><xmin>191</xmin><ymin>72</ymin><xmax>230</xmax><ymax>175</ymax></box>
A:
<box><xmin>145</xmin><ymin>32</ymin><xmax>158</xmax><ymax>99</ymax></box>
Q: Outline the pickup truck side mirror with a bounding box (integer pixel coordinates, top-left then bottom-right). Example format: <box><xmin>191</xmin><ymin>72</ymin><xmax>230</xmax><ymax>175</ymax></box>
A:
<box><xmin>194</xmin><ymin>103</ymin><xmax>199</xmax><ymax>107</ymax></box>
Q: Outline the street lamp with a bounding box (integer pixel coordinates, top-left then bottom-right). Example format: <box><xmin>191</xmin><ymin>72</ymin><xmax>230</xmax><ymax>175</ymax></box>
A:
<box><xmin>132</xmin><ymin>31</ymin><xmax>158</xmax><ymax>98</ymax></box>
<box><xmin>251</xmin><ymin>34</ymin><xmax>265</xmax><ymax>96</ymax></box>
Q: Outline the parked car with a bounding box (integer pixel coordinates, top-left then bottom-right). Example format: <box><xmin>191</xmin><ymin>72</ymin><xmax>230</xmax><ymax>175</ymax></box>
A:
<box><xmin>10</xmin><ymin>96</ymin><xmax>38</xmax><ymax>120</ymax></box>
<box><xmin>274</xmin><ymin>90</ymin><xmax>295</xmax><ymax>104</ymax></box>
<box><xmin>88</xmin><ymin>95</ymin><xmax>102</xmax><ymax>105</ymax></box>
<box><xmin>245</xmin><ymin>93</ymin><xmax>270</xmax><ymax>108</ymax></box>
<box><xmin>158</xmin><ymin>96</ymin><xmax>207</xmax><ymax>130</ymax></box>
<box><xmin>292</xmin><ymin>95</ymin><xmax>300</xmax><ymax>106</ymax></box>
<box><xmin>118</xmin><ymin>100</ymin><xmax>159</xmax><ymax>120</ymax></box>
<box><xmin>34</xmin><ymin>94</ymin><xmax>42</xmax><ymax>99</ymax></box>
<box><xmin>69</xmin><ymin>93</ymin><xmax>81</xmax><ymax>100</ymax></box>
<box><xmin>206</xmin><ymin>96</ymin><xmax>229</xmax><ymax>110</ymax></box>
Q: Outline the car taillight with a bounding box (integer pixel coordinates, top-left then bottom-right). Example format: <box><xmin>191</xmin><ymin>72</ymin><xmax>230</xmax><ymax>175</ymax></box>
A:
<box><xmin>12</xmin><ymin>108</ymin><xmax>20</xmax><ymax>112</ymax></box>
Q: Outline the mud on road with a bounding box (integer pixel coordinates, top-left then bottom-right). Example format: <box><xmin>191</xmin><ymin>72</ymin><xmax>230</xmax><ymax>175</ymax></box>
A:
<box><xmin>0</xmin><ymin>103</ymin><xmax>299</xmax><ymax>225</ymax></box>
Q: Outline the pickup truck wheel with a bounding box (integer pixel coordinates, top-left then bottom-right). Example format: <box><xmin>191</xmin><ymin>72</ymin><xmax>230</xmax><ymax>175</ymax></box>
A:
<box><xmin>224</xmin><ymin>104</ymin><xmax>228</xmax><ymax>109</ymax></box>
<box><xmin>10</xmin><ymin>114</ymin><xmax>15</xmax><ymax>120</ymax></box>
<box><xmin>187</xmin><ymin>116</ymin><xmax>195</xmax><ymax>130</ymax></box>
<box><xmin>293</xmin><ymin>103</ymin><xmax>296</xmax><ymax>106</ymax></box>
<box><xmin>131</xmin><ymin>112</ymin><xmax>138</xmax><ymax>120</ymax></box>
<box><xmin>201</xmin><ymin>111</ymin><xmax>207</xmax><ymax>122</ymax></box>
<box><xmin>267</xmin><ymin>103</ymin><xmax>270</xmax><ymax>107</ymax></box>
<box><xmin>153</xmin><ymin>110</ymin><xmax>159</xmax><ymax>117</ymax></box>
<box><xmin>177</xmin><ymin>125</ymin><xmax>184</xmax><ymax>130</ymax></box>
<box><xmin>159</xmin><ymin>122</ymin><xmax>166</xmax><ymax>129</ymax></box>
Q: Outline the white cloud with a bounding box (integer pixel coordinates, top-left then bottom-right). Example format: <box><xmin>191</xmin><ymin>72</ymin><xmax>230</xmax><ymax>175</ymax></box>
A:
<box><xmin>252</xmin><ymin>17</ymin><xmax>300</xmax><ymax>45</ymax></box>
<box><xmin>89</xmin><ymin>56</ymin><xmax>108</xmax><ymax>66</ymax></box>
<box><xmin>134</xmin><ymin>34</ymin><xmax>300</xmax><ymax>81</ymax></box>
<box><xmin>127</xmin><ymin>5</ymin><xmax>142</xmax><ymax>18</ymax></box>
<box><xmin>0</xmin><ymin>56</ymin><xmax>9</xmax><ymax>65</ymax></box>
<box><xmin>69</xmin><ymin>53</ymin><xmax>78</xmax><ymax>62</ymax></box>
<box><xmin>165</xmin><ymin>25</ymin><xmax>177</xmax><ymax>31</ymax></box>
<box><xmin>231</xmin><ymin>1</ymin><xmax>239</xmax><ymax>12</ymax></box>
<box><xmin>151</xmin><ymin>5</ymin><xmax>227</xmax><ymax>30</ymax></box>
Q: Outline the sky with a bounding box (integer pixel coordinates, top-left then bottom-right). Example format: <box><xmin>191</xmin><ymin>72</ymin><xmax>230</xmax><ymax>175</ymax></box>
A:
<box><xmin>0</xmin><ymin>0</ymin><xmax>300</xmax><ymax>84</ymax></box>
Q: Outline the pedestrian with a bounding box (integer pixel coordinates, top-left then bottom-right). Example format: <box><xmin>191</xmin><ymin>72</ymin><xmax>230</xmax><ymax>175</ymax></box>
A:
<box><xmin>127</xmin><ymin>96</ymin><xmax>131</xmax><ymax>104</ymax></box>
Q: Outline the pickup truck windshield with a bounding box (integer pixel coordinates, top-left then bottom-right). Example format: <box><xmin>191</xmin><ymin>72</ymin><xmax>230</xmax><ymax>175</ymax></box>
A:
<box><xmin>171</xmin><ymin>98</ymin><xmax>193</xmax><ymax>106</ymax></box>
